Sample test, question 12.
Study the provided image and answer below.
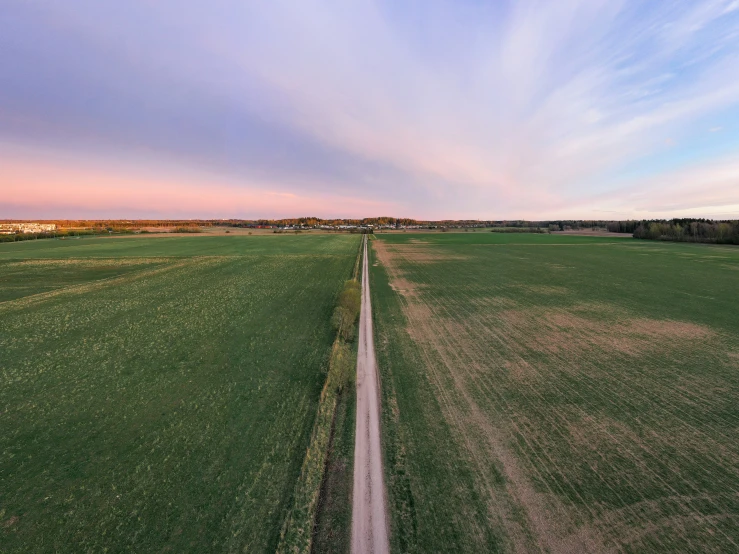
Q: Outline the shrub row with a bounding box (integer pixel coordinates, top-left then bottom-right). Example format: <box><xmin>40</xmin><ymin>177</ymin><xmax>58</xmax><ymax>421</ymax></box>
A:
<box><xmin>489</xmin><ymin>227</ymin><xmax>546</xmax><ymax>233</ymax></box>
<box><xmin>331</xmin><ymin>280</ymin><xmax>361</xmax><ymax>343</ymax></box>
<box><xmin>0</xmin><ymin>230</ymin><xmax>98</xmax><ymax>242</ymax></box>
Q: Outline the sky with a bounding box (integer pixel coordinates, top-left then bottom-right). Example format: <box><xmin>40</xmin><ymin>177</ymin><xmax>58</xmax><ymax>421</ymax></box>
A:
<box><xmin>2</xmin><ymin>0</ymin><xmax>739</xmax><ymax>220</ymax></box>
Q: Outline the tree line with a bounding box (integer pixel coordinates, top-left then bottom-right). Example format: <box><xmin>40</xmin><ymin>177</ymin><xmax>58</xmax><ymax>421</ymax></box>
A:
<box><xmin>631</xmin><ymin>219</ymin><xmax>739</xmax><ymax>245</ymax></box>
<box><xmin>0</xmin><ymin>229</ymin><xmax>98</xmax><ymax>243</ymax></box>
<box><xmin>4</xmin><ymin>218</ymin><xmax>737</xmax><ymax>245</ymax></box>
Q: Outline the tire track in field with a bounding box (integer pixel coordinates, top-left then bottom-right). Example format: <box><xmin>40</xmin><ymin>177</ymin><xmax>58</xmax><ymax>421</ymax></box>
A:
<box><xmin>0</xmin><ymin>258</ymin><xmax>193</xmax><ymax>312</ymax></box>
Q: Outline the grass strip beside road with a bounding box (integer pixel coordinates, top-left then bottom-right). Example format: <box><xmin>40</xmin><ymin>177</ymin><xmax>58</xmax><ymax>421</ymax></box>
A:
<box><xmin>312</xmin><ymin>363</ymin><xmax>356</xmax><ymax>554</ymax></box>
<box><xmin>277</xmin><ymin>247</ymin><xmax>363</xmax><ymax>554</ymax></box>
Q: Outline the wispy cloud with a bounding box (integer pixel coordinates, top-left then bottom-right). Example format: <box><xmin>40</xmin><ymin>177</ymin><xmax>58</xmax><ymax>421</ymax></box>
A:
<box><xmin>1</xmin><ymin>0</ymin><xmax>738</xmax><ymax>218</ymax></box>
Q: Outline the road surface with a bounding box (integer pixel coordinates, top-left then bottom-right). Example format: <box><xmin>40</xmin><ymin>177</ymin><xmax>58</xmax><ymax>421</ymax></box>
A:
<box><xmin>351</xmin><ymin>236</ymin><xmax>390</xmax><ymax>554</ymax></box>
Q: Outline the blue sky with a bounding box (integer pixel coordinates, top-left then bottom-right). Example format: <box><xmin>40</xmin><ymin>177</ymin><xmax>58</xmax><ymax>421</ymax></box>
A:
<box><xmin>2</xmin><ymin>0</ymin><xmax>739</xmax><ymax>219</ymax></box>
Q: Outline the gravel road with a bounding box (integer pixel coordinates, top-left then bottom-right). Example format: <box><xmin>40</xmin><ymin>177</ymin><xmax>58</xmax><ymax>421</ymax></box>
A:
<box><xmin>351</xmin><ymin>236</ymin><xmax>390</xmax><ymax>554</ymax></box>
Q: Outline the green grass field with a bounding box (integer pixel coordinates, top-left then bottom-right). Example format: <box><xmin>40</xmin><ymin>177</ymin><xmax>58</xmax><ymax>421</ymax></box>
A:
<box><xmin>370</xmin><ymin>232</ymin><xmax>739</xmax><ymax>553</ymax></box>
<box><xmin>0</xmin><ymin>234</ymin><xmax>359</xmax><ymax>553</ymax></box>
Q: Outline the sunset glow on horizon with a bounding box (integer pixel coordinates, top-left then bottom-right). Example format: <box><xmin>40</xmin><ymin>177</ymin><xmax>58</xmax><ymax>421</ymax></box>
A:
<box><xmin>2</xmin><ymin>1</ymin><xmax>739</xmax><ymax>220</ymax></box>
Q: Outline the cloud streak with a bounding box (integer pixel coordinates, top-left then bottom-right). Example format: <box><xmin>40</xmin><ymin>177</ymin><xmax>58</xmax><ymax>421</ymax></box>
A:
<box><xmin>1</xmin><ymin>0</ymin><xmax>738</xmax><ymax>218</ymax></box>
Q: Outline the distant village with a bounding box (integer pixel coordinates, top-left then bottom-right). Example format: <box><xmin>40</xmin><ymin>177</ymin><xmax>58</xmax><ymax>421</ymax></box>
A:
<box><xmin>0</xmin><ymin>222</ymin><xmax>57</xmax><ymax>234</ymax></box>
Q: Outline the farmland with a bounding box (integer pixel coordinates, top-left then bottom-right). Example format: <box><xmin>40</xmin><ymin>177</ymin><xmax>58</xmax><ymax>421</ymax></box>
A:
<box><xmin>370</xmin><ymin>232</ymin><xmax>739</xmax><ymax>553</ymax></box>
<box><xmin>0</xmin><ymin>234</ymin><xmax>360</xmax><ymax>552</ymax></box>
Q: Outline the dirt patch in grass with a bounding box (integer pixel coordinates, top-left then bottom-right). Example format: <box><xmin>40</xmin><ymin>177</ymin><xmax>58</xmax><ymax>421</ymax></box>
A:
<box><xmin>505</xmin><ymin>360</ymin><xmax>537</xmax><ymax>382</ymax></box>
<box><xmin>394</xmin><ymin>249</ymin><xmax>467</xmax><ymax>263</ymax></box>
<box><xmin>590</xmin><ymin>491</ymin><xmax>739</xmax><ymax>551</ymax></box>
<box><xmin>402</xmin><ymin>303</ymin><xmax>436</xmax><ymax>343</ymax></box>
<box><xmin>490</xmin><ymin>308</ymin><xmax>715</xmax><ymax>361</ymax></box>
<box><xmin>469</xmin><ymin>296</ymin><xmax>519</xmax><ymax>310</ymax></box>
<box><xmin>384</xmin><ymin>242</ymin><xmax>468</xmax><ymax>264</ymax></box>
<box><xmin>533</xmin><ymin>311</ymin><xmax>713</xmax><ymax>357</ymax></box>
<box><xmin>8</xmin><ymin>258</ymin><xmax>170</xmax><ymax>268</ymax></box>
<box><xmin>3</xmin><ymin>515</ymin><xmax>19</xmax><ymax>529</ymax></box>
<box><xmin>373</xmin><ymin>240</ymin><xmax>410</xmax><ymax>293</ymax></box>
<box><xmin>514</xmin><ymin>284</ymin><xmax>570</xmax><ymax>295</ymax></box>
<box><xmin>388</xmin><ymin>278</ymin><xmax>422</xmax><ymax>297</ymax></box>
<box><xmin>372</xmin><ymin>240</ymin><xmax>397</xmax><ymax>274</ymax></box>
<box><xmin>373</xmin><ymin>241</ymin><xmax>452</xmax><ymax>297</ymax></box>
<box><xmin>629</xmin><ymin>318</ymin><xmax>712</xmax><ymax>340</ymax></box>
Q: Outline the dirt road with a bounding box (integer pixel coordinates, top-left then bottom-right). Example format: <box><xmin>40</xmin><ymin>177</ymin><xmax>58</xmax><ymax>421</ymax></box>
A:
<box><xmin>351</xmin><ymin>236</ymin><xmax>390</xmax><ymax>554</ymax></box>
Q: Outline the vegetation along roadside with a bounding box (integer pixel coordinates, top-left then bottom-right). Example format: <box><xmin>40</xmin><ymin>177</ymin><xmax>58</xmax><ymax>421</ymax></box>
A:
<box><xmin>277</xmin><ymin>245</ymin><xmax>363</xmax><ymax>554</ymax></box>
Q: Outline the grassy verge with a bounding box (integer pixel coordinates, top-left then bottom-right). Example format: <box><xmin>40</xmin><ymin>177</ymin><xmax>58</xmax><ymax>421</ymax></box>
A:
<box><xmin>311</xmin><ymin>343</ymin><xmax>356</xmax><ymax>554</ymax></box>
<box><xmin>276</xmin><ymin>341</ymin><xmax>354</xmax><ymax>553</ymax></box>
<box><xmin>277</xmin><ymin>250</ymin><xmax>362</xmax><ymax>554</ymax></box>
<box><xmin>310</xmin><ymin>238</ymin><xmax>362</xmax><ymax>554</ymax></box>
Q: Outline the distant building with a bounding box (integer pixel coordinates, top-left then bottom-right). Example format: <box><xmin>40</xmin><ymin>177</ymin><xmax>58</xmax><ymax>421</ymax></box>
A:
<box><xmin>0</xmin><ymin>223</ymin><xmax>57</xmax><ymax>235</ymax></box>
